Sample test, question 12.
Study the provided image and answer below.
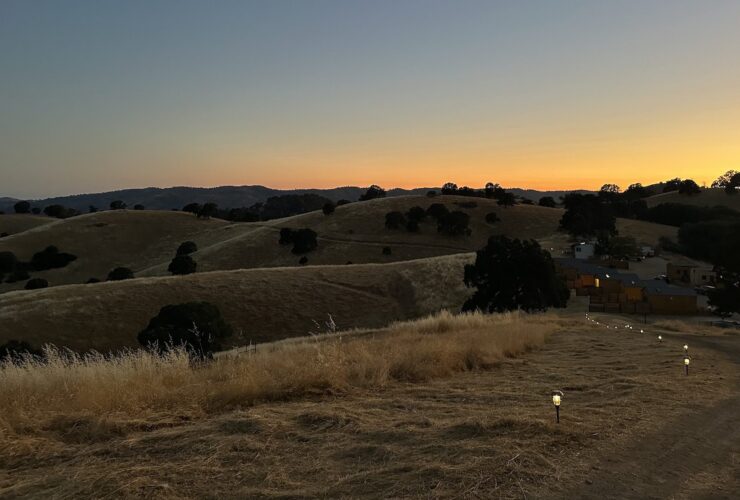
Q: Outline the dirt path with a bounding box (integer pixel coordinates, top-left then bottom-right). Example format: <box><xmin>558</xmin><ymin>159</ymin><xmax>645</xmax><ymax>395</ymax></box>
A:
<box><xmin>554</xmin><ymin>333</ymin><xmax>740</xmax><ymax>499</ymax></box>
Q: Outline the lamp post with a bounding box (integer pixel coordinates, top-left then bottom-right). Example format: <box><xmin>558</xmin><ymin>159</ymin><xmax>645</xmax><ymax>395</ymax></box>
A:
<box><xmin>684</xmin><ymin>356</ymin><xmax>690</xmax><ymax>376</ymax></box>
<box><xmin>551</xmin><ymin>390</ymin><xmax>564</xmax><ymax>423</ymax></box>
<box><xmin>683</xmin><ymin>344</ymin><xmax>688</xmax><ymax>353</ymax></box>
<box><xmin>658</xmin><ymin>335</ymin><xmax>662</xmax><ymax>342</ymax></box>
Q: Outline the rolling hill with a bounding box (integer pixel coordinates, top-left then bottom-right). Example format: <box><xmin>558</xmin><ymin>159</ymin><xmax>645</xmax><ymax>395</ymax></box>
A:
<box><xmin>646</xmin><ymin>187</ymin><xmax>740</xmax><ymax>211</ymax></box>
<box><xmin>0</xmin><ymin>254</ymin><xmax>473</xmax><ymax>352</ymax></box>
<box><xmin>0</xmin><ymin>214</ymin><xmax>54</xmax><ymax>237</ymax></box>
<box><xmin>0</xmin><ymin>195</ymin><xmax>678</xmax><ymax>293</ymax></box>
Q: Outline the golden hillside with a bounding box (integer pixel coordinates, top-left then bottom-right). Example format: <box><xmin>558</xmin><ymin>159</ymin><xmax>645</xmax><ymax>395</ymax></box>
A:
<box><xmin>0</xmin><ymin>214</ymin><xmax>53</xmax><ymax>237</ymax></box>
<box><xmin>646</xmin><ymin>187</ymin><xmax>740</xmax><ymax>210</ymax></box>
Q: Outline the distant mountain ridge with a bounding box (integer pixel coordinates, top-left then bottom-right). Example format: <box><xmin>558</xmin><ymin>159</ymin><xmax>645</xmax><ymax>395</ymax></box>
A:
<box><xmin>0</xmin><ymin>185</ymin><xmax>592</xmax><ymax>212</ymax></box>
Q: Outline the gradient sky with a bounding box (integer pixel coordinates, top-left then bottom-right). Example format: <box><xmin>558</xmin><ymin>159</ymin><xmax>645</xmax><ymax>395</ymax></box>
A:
<box><xmin>2</xmin><ymin>0</ymin><xmax>740</xmax><ymax>198</ymax></box>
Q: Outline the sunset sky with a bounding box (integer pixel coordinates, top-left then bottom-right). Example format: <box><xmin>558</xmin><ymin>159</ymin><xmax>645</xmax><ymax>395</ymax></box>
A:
<box><xmin>2</xmin><ymin>0</ymin><xmax>740</xmax><ymax>198</ymax></box>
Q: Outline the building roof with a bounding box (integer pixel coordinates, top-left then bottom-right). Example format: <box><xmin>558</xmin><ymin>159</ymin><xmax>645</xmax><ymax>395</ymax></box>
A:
<box><xmin>639</xmin><ymin>280</ymin><xmax>698</xmax><ymax>297</ymax></box>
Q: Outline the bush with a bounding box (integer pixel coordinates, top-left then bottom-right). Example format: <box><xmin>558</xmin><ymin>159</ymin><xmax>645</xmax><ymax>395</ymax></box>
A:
<box><xmin>385</xmin><ymin>211</ymin><xmax>406</xmax><ymax>229</ymax></box>
<box><xmin>43</xmin><ymin>204</ymin><xmax>78</xmax><ymax>219</ymax></box>
<box><xmin>322</xmin><ymin>202</ymin><xmax>335</xmax><ymax>215</ymax></box>
<box><xmin>463</xmin><ymin>236</ymin><xmax>569</xmax><ymax>313</ymax></box>
<box><xmin>14</xmin><ymin>201</ymin><xmax>31</xmax><ymax>214</ymax></box>
<box><xmin>290</xmin><ymin>229</ymin><xmax>318</xmax><ymax>254</ymax></box>
<box><xmin>0</xmin><ymin>340</ymin><xmax>43</xmax><ymax>363</ymax></box>
<box><xmin>299</xmin><ymin>256</ymin><xmax>308</xmax><ymax>265</ymax></box>
<box><xmin>437</xmin><ymin>210</ymin><xmax>471</xmax><ymax>236</ymax></box>
<box><xmin>182</xmin><ymin>203</ymin><xmax>202</xmax><ymax>214</ymax></box>
<box><xmin>485</xmin><ymin>212</ymin><xmax>500</xmax><ymax>224</ymax></box>
<box><xmin>678</xmin><ymin>179</ymin><xmax>701</xmax><ymax>195</ymax></box>
<box><xmin>177</xmin><ymin>241</ymin><xmax>198</xmax><ymax>256</ymax></box>
<box><xmin>406</xmin><ymin>206</ymin><xmax>427</xmax><ymax>222</ymax></box>
<box><xmin>538</xmin><ymin>196</ymin><xmax>557</xmax><ymax>208</ymax></box>
<box><xmin>0</xmin><ymin>251</ymin><xmax>18</xmax><ymax>274</ymax></box>
<box><xmin>279</xmin><ymin>228</ymin><xmax>294</xmax><ymax>245</ymax></box>
<box><xmin>197</xmin><ymin>202</ymin><xmax>218</xmax><ymax>219</ymax></box>
<box><xmin>382</xmin><ymin>247</ymin><xmax>392</xmax><ymax>256</ymax></box>
<box><xmin>107</xmin><ymin>267</ymin><xmax>134</xmax><ymax>281</ymax></box>
<box><xmin>168</xmin><ymin>255</ymin><xmax>197</xmax><ymax>275</ymax></box>
<box><xmin>134</xmin><ymin>204</ymin><xmax>145</xmax><ymax>210</ymax></box>
<box><xmin>30</xmin><ymin>246</ymin><xmax>77</xmax><ymax>271</ymax></box>
<box><xmin>496</xmin><ymin>192</ymin><xmax>516</xmax><ymax>208</ymax></box>
<box><xmin>137</xmin><ymin>302</ymin><xmax>233</xmax><ymax>358</ymax></box>
<box><xmin>0</xmin><ymin>232</ymin><xmax>8</xmax><ymax>238</ymax></box>
<box><xmin>24</xmin><ymin>278</ymin><xmax>48</xmax><ymax>290</ymax></box>
<box><xmin>110</xmin><ymin>200</ymin><xmax>127</xmax><ymax>210</ymax></box>
<box><xmin>406</xmin><ymin>219</ymin><xmax>420</xmax><ymax>232</ymax></box>
<box><xmin>5</xmin><ymin>269</ymin><xmax>30</xmax><ymax>283</ymax></box>
<box><xmin>426</xmin><ymin>203</ymin><xmax>449</xmax><ymax>221</ymax></box>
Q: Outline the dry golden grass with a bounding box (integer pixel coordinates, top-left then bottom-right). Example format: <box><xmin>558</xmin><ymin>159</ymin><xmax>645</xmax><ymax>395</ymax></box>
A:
<box><xmin>0</xmin><ymin>311</ymin><xmax>551</xmax><ymax>442</ymax></box>
<box><xmin>1</xmin><ymin>313</ymin><xmax>736</xmax><ymax>498</ymax></box>
<box><xmin>646</xmin><ymin>187</ymin><xmax>740</xmax><ymax>211</ymax></box>
<box><xmin>0</xmin><ymin>214</ymin><xmax>54</xmax><ymax>237</ymax></box>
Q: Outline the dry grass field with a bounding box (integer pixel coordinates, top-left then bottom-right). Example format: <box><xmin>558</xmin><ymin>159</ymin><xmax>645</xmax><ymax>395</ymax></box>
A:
<box><xmin>1</xmin><ymin>195</ymin><xmax>678</xmax><ymax>294</ymax></box>
<box><xmin>0</xmin><ymin>254</ymin><xmax>473</xmax><ymax>352</ymax></box>
<box><xmin>0</xmin><ymin>214</ymin><xmax>54</xmax><ymax>237</ymax></box>
<box><xmin>1</xmin><ymin>312</ymin><xmax>737</xmax><ymax>498</ymax></box>
<box><xmin>646</xmin><ymin>187</ymin><xmax>740</xmax><ymax>210</ymax></box>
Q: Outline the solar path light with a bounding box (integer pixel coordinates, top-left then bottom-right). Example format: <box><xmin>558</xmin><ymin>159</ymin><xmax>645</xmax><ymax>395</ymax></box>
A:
<box><xmin>658</xmin><ymin>335</ymin><xmax>662</xmax><ymax>342</ymax></box>
<box><xmin>551</xmin><ymin>390</ymin><xmax>564</xmax><ymax>423</ymax></box>
<box><xmin>684</xmin><ymin>356</ymin><xmax>690</xmax><ymax>376</ymax></box>
<box><xmin>683</xmin><ymin>344</ymin><xmax>689</xmax><ymax>353</ymax></box>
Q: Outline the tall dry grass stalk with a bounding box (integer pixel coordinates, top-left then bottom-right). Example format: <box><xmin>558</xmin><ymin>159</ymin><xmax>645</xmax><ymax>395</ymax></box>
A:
<box><xmin>0</xmin><ymin>311</ymin><xmax>555</xmax><ymax>442</ymax></box>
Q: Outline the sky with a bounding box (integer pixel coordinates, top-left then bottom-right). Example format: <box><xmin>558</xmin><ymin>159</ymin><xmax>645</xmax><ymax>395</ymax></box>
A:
<box><xmin>2</xmin><ymin>0</ymin><xmax>740</xmax><ymax>198</ymax></box>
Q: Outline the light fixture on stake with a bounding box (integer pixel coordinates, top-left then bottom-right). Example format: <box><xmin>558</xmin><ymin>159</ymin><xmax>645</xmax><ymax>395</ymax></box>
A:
<box><xmin>683</xmin><ymin>344</ymin><xmax>688</xmax><ymax>353</ymax></box>
<box><xmin>640</xmin><ymin>329</ymin><xmax>644</xmax><ymax>333</ymax></box>
<box><xmin>684</xmin><ymin>356</ymin><xmax>690</xmax><ymax>375</ymax></box>
<box><xmin>658</xmin><ymin>335</ymin><xmax>662</xmax><ymax>342</ymax></box>
<box><xmin>551</xmin><ymin>390</ymin><xmax>564</xmax><ymax>423</ymax></box>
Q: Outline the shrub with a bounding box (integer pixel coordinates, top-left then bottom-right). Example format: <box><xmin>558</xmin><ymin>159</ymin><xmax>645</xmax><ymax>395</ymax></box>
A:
<box><xmin>24</xmin><ymin>278</ymin><xmax>48</xmax><ymax>290</ymax></box>
<box><xmin>322</xmin><ymin>202</ymin><xmax>335</xmax><ymax>215</ymax></box>
<box><xmin>385</xmin><ymin>211</ymin><xmax>406</xmax><ymax>229</ymax></box>
<box><xmin>291</xmin><ymin>228</ymin><xmax>318</xmax><ymax>254</ymax></box>
<box><xmin>0</xmin><ymin>340</ymin><xmax>43</xmax><ymax>363</ymax></box>
<box><xmin>137</xmin><ymin>302</ymin><xmax>233</xmax><ymax>358</ymax></box>
<box><xmin>13</xmin><ymin>201</ymin><xmax>31</xmax><ymax>214</ymax></box>
<box><xmin>5</xmin><ymin>269</ymin><xmax>30</xmax><ymax>283</ymax></box>
<box><xmin>43</xmin><ymin>204</ymin><xmax>78</xmax><ymax>219</ymax></box>
<box><xmin>0</xmin><ymin>251</ymin><xmax>18</xmax><ymax>274</ymax></box>
<box><xmin>133</xmin><ymin>204</ymin><xmax>145</xmax><ymax>210</ymax></box>
<box><xmin>485</xmin><ymin>212</ymin><xmax>500</xmax><ymax>224</ymax></box>
<box><xmin>110</xmin><ymin>200</ymin><xmax>127</xmax><ymax>210</ymax></box>
<box><xmin>107</xmin><ymin>267</ymin><xmax>134</xmax><ymax>281</ymax></box>
<box><xmin>382</xmin><ymin>247</ymin><xmax>392</xmax><ymax>256</ymax></box>
<box><xmin>496</xmin><ymin>192</ymin><xmax>516</xmax><ymax>208</ymax></box>
<box><xmin>30</xmin><ymin>246</ymin><xmax>77</xmax><ymax>271</ymax></box>
<box><xmin>299</xmin><ymin>256</ymin><xmax>308</xmax><ymax>265</ymax></box>
<box><xmin>538</xmin><ymin>196</ymin><xmax>557</xmax><ymax>208</ymax></box>
<box><xmin>437</xmin><ymin>210</ymin><xmax>471</xmax><ymax>236</ymax></box>
<box><xmin>177</xmin><ymin>241</ymin><xmax>198</xmax><ymax>256</ymax></box>
<box><xmin>406</xmin><ymin>219</ymin><xmax>420</xmax><ymax>232</ymax></box>
<box><xmin>463</xmin><ymin>236</ymin><xmax>569</xmax><ymax>313</ymax></box>
<box><xmin>168</xmin><ymin>255</ymin><xmax>197</xmax><ymax>275</ymax></box>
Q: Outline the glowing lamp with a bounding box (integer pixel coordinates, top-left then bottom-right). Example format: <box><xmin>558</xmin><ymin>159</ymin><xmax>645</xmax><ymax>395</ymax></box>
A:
<box><xmin>640</xmin><ymin>329</ymin><xmax>644</xmax><ymax>333</ymax></box>
<box><xmin>684</xmin><ymin>356</ymin><xmax>691</xmax><ymax>375</ymax></box>
<box><xmin>683</xmin><ymin>344</ymin><xmax>688</xmax><ymax>352</ymax></box>
<box><xmin>658</xmin><ymin>335</ymin><xmax>662</xmax><ymax>342</ymax></box>
<box><xmin>551</xmin><ymin>390</ymin><xmax>564</xmax><ymax>423</ymax></box>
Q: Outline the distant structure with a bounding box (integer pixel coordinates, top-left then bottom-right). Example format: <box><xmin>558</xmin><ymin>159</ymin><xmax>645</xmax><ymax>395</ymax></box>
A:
<box><xmin>555</xmin><ymin>258</ymin><xmax>698</xmax><ymax>315</ymax></box>
<box><xmin>666</xmin><ymin>263</ymin><xmax>717</xmax><ymax>287</ymax></box>
<box><xmin>572</xmin><ymin>242</ymin><xmax>595</xmax><ymax>260</ymax></box>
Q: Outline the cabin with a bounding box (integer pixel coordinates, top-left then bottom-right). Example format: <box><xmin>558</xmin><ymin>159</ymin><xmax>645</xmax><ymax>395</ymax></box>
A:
<box><xmin>572</xmin><ymin>242</ymin><xmax>595</xmax><ymax>260</ymax></box>
<box><xmin>667</xmin><ymin>263</ymin><xmax>717</xmax><ymax>287</ymax></box>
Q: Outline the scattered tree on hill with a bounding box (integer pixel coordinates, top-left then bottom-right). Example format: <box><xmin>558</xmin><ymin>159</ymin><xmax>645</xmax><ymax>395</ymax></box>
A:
<box><xmin>438</xmin><ymin>210</ymin><xmax>471</xmax><ymax>236</ymax></box>
<box><xmin>662</xmin><ymin>178</ymin><xmax>682</xmax><ymax>193</ymax></box>
<box><xmin>43</xmin><ymin>204</ymin><xmax>78</xmax><ymax>219</ymax></box>
<box><xmin>0</xmin><ymin>232</ymin><xmax>7</xmax><ymax>238</ymax></box>
<box><xmin>711</xmin><ymin>170</ymin><xmax>740</xmax><ymax>195</ymax></box>
<box><xmin>279</xmin><ymin>228</ymin><xmax>318</xmax><ymax>254</ymax></box>
<box><xmin>462</xmin><ymin>236</ymin><xmax>569</xmax><ymax>313</ymax></box>
<box><xmin>0</xmin><ymin>251</ymin><xmax>18</xmax><ymax>275</ymax></box>
<box><xmin>426</xmin><ymin>190</ymin><xmax>437</xmax><ymax>198</ymax></box>
<box><xmin>177</xmin><ymin>241</ymin><xmax>198</xmax><ymax>256</ymax></box>
<box><xmin>485</xmin><ymin>212</ymin><xmax>500</xmax><ymax>224</ymax></box>
<box><xmin>13</xmin><ymin>201</ymin><xmax>31</xmax><ymax>214</ymax></box>
<box><xmin>110</xmin><ymin>200</ymin><xmax>127</xmax><ymax>210</ymax></box>
<box><xmin>336</xmin><ymin>199</ymin><xmax>351</xmax><ymax>206</ymax></box>
<box><xmin>279</xmin><ymin>228</ymin><xmax>294</xmax><ymax>245</ymax></box>
<box><xmin>678</xmin><ymin>179</ymin><xmax>701</xmax><ymax>195</ymax></box>
<box><xmin>600</xmin><ymin>184</ymin><xmax>621</xmax><ymax>194</ymax></box>
<box><xmin>25</xmin><ymin>278</ymin><xmax>48</xmax><ymax>290</ymax></box>
<box><xmin>538</xmin><ymin>196</ymin><xmax>557</xmax><ymax>208</ymax></box>
<box><xmin>197</xmin><ymin>202</ymin><xmax>219</xmax><ymax>219</ymax></box>
<box><xmin>624</xmin><ymin>183</ymin><xmax>654</xmax><ymax>200</ymax></box>
<box><xmin>299</xmin><ymin>256</ymin><xmax>308</xmax><ymax>265</ymax></box>
<box><xmin>385</xmin><ymin>211</ymin><xmax>406</xmax><ymax>229</ymax></box>
<box><xmin>559</xmin><ymin>193</ymin><xmax>617</xmax><ymax>237</ymax></box>
<box><xmin>406</xmin><ymin>206</ymin><xmax>427</xmax><ymax>223</ymax></box>
<box><xmin>426</xmin><ymin>203</ymin><xmax>449</xmax><ymax>221</ymax></box>
<box><xmin>30</xmin><ymin>246</ymin><xmax>77</xmax><ymax>271</ymax></box>
<box><xmin>168</xmin><ymin>255</ymin><xmax>197</xmax><ymax>275</ymax></box>
<box><xmin>0</xmin><ymin>340</ymin><xmax>43</xmax><ymax>363</ymax></box>
<box><xmin>406</xmin><ymin>219</ymin><xmax>420</xmax><ymax>232</ymax></box>
<box><xmin>484</xmin><ymin>182</ymin><xmax>500</xmax><ymax>198</ymax></box>
<box><xmin>5</xmin><ymin>269</ymin><xmax>30</xmax><ymax>283</ymax></box>
<box><xmin>137</xmin><ymin>302</ymin><xmax>233</xmax><ymax>359</ymax></box>
<box><xmin>107</xmin><ymin>267</ymin><xmax>134</xmax><ymax>281</ymax></box>
<box><xmin>31</xmin><ymin>207</ymin><xmax>41</xmax><ymax>214</ymax></box>
<box><xmin>182</xmin><ymin>203</ymin><xmax>202</xmax><ymax>214</ymax></box>
<box><xmin>322</xmin><ymin>202</ymin><xmax>335</xmax><ymax>215</ymax></box>
<box><xmin>359</xmin><ymin>185</ymin><xmax>386</xmax><ymax>201</ymax></box>
<box><xmin>441</xmin><ymin>182</ymin><xmax>458</xmax><ymax>194</ymax></box>
<box><xmin>134</xmin><ymin>204</ymin><xmax>145</xmax><ymax>210</ymax></box>
<box><xmin>89</xmin><ymin>205</ymin><xmax>98</xmax><ymax>213</ymax></box>
<box><xmin>496</xmin><ymin>192</ymin><xmax>516</xmax><ymax>208</ymax></box>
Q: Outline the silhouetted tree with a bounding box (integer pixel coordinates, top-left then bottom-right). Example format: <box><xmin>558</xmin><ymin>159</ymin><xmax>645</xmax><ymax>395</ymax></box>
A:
<box><xmin>559</xmin><ymin>193</ymin><xmax>617</xmax><ymax>237</ymax></box>
<box><xmin>43</xmin><ymin>204</ymin><xmax>77</xmax><ymax>219</ymax></box>
<box><xmin>299</xmin><ymin>256</ymin><xmax>308</xmax><ymax>265</ymax></box>
<box><xmin>426</xmin><ymin>203</ymin><xmax>449</xmax><ymax>221</ymax></box>
<box><xmin>279</xmin><ymin>228</ymin><xmax>294</xmax><ymax>245</ymax></box>
<box><xmin>177</xmin><ymin>241</ymin><xmax>198</xmax><ymax>256</ymax></box>
<box><xmin>463</xmin><ymin>236</ymin><xmax>569</xmax><ymax>313</ymax></box>
<box><xmin>31</xmin><ymin>207</ymin><xmax>41</xmax><ymax>214</ymax></box>
<box><xmin>438</xmin><ymin>211</ymin><xmax>471</xmax><ymax>236</ymax></box>
<box><xmin>662</xmin><ymin>178</ymin><xmax>682</xmax><ymax>192</ymax></box>
<box><xmin>600</xmin><ymin>184</ymin><xmax>621</xmax><ymax>194</ymax></box>
<box><xmin>484</xmin><ymin>182</ymin><xmax>500</xmax><ymax>198</ymax></box>
<box><xmin>485</xmin><ymin>212</ymin><xmax>500</xmax><ymax>224</ymax></box>
<box><xmin>711</xmin><ymin>170</ymin><xmax>739</xmax><ymax>189</ymax></box>
<box><xmin>30</xmin><ymin>246</ymin><xmax>77</xmax><ymax>271</ymax></box>
<box><xmin>107</xmin><ymin>267</ymin><xmax>134</xmax><ymax>281</ymax></box>
<box><xmin>168</xmin><ymin>255</ymin><xmax>197</xmax><ymax>275</ymax></box>
<box><xmin>24</xmin><ymin>278</ymin><xmax>48</xmax><ymax>290</ymax></box>
<box><xmin>0</xmin><ymin>251</ymin><xmax>18</xmax><ymax>275</ymax></box>
<box><xmin>496</xmin><ymin>192</ymin><xmax>516</xmax><ymax>208</ymax></box>
<box><xmin>110</xmin><ymin>200</ymin><xmax>127</xmax><ymax>210</ymax></box>
<box><xmin>678</xmin><ymin>179</ymin><xmax>701</xmax><ymax>195</ymax></box>
<box><xmin>385</xmin><ymin>211</ymin><xmax>406</xmax><ymax>229</ymax></box>
<box><xmin>291</xmin><ymin>228</ymin><xmax>318</xmax><ymax>254</ymax></box>
<box><xmin>359</xmin><ymin>185</ymin><xmax>386</xmax><ymax>201</ymax></box>
<box><xmin>183</xmin><ymin>203</ymin><xmax>202</xmax><ymax>214</ymax></box>
<box><xmin>406</xmin><ymin>219</ymin><xmax>420</xmax><ymax>232</ymax></box>
<box><xmin>336</xmin><ymin>199</ymin><xmax>351</xmax><ymax>206</ymax></box>
<box><xmin>134</xmin><ymin>204</ymin><xmax>145</xmax><ymax>210</ymax></box>
<box><xmin>382</xmin><ymin>247</ymin><xmax>392</xmax><ymax>255</ymax></box>
<box><xmin>88</xmin><ymin>205</ymin><xmax>98</xmax><ymax>213</ymax></box>
<box><xmin>708</xmin><ymin>276</ymin><xmax>740</xmax><ymax>318</ymax></box>
<box><xmin>13</xmin><ymin>201</ymin><xmax>30</xmax><ymax>214</ymax></box>
<box><xmin>538</xmin><ymin>196</ymin><xmax>557</xmax><ymax>208</ymax></box>
<box><xmin>441</xmin><ymin>182</ymin><xmax>458</xmax><ymax>194</ymax></box>
<box><xmin>426</xmin><ymin>190</ymin><xmax>437</xmax><ymax>198</ymax></box>
<box><xmin>197</xmin><ymin>202</ymin><xmax>218</xmax><ymax>219</ymax></box>
<box><xmin>406</xmin><ymin>206</ymin><xmax>427</xmax><ymax>223</ymax></box>
<box><xmin>137</xmin><ymin>302</ymin><xmax>233</xmax><ymax>358</ymax></box>
<box><xmin>322</xmin><ymin>202</ymin><xmax>335</xmax><ymax>215</ymax></box>
<box><xmin>624</xmin><ymin>183</ymin><xmax>654</xmax><ymax>200</ymax></box>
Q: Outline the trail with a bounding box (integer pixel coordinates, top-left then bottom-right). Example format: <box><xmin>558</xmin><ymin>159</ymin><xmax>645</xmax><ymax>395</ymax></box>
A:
<box><xmin>554</xmin><ymin>333</ymin><xmax>740</xmax><ymax>499</ymax></box>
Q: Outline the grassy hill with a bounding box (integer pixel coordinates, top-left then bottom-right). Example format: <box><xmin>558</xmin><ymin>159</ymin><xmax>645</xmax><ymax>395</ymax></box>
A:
<box><xmin>0</xmin><ymin>254</ymin><xmax>472</xmax><ymax>352</ymax></box>
<box><xmin>0</xmin><ymin>214</ymin><xmax>54</xmax><ymax>237</ymax></box>
<box><xmin>646</xmin><ymin>188</ymin><xmax>740</xmax><ymax>210</ymax></box>
<box><xmin>0</xmin><ymin>195</ymin><xmax>678</xmax><ymax>293</ymax></box>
